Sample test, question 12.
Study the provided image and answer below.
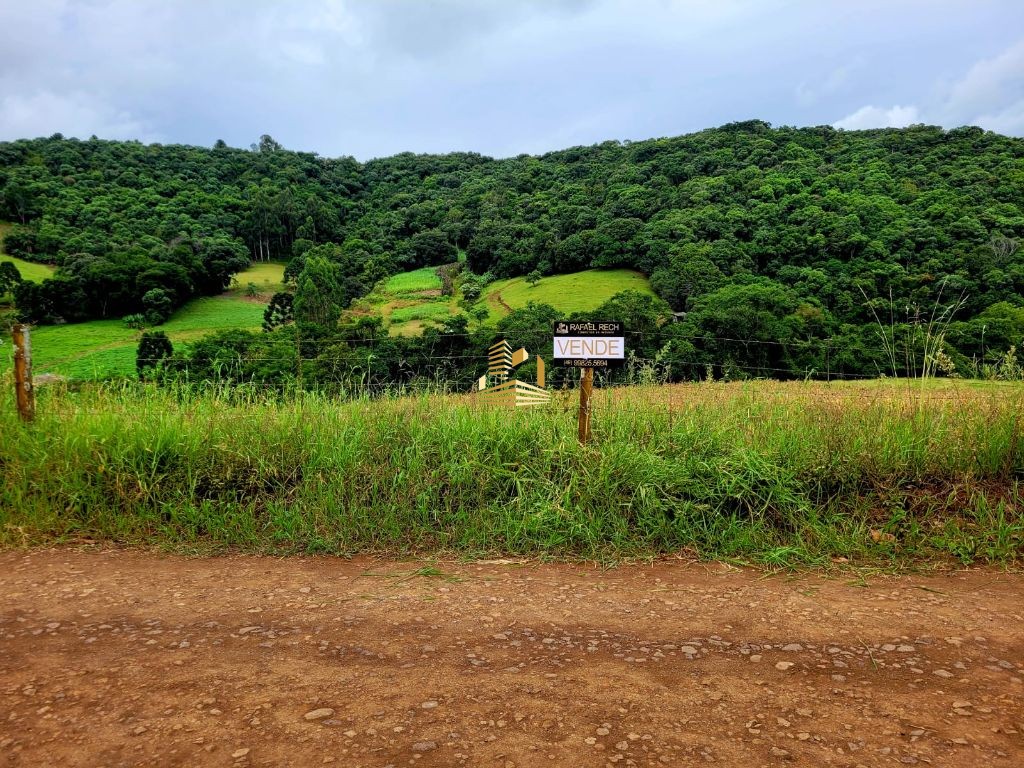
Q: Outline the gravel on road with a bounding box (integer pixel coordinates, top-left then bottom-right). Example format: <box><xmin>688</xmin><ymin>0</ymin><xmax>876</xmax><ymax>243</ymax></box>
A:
<box><xmin>1</xmin><ymin>550</ymin><xmax>1021</xmax><ymax>767</ymax></box>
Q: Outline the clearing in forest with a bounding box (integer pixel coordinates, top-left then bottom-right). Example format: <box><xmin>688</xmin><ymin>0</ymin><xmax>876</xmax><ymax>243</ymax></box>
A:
<box><xmin>482</xmin><ymin>268</ymin><xmax>655</xmax><ymax>321</ymax></box>
<box><xmin>0</xmin><ymin>221</ymin><xmax>56</xmax><ymax>288</ymax></box>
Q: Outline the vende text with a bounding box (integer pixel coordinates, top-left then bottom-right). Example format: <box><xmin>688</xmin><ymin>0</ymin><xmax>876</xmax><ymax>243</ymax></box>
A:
<box><xmin>553</xmin><ymin>337</ymin><xmax>625</xmax><ymax>359</ymax></box>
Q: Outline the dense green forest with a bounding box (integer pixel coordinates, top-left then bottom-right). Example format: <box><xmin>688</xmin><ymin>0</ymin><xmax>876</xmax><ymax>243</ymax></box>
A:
<box><xmin>2</xmin><ymin>121</ymin><xmax>1023</xmax><ymax>384</ymax></box>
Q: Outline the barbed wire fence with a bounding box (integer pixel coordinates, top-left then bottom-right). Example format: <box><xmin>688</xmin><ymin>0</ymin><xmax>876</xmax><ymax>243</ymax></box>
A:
<box><xmin>8</xmin><ymin>322</ymin><xmax>1024</xmax><ymax>443</ymax></box>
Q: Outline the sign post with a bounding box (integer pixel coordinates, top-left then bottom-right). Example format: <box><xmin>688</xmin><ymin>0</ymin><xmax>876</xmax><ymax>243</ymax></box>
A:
<box><xmin>578</xmin><ymin>368</ymin><xmax>593</xmax><ymax>444</ymax></box>
<box><xmin>11</xmin><ymin>324</ymin><xmax>34</xmax><ymax>423</ymax></box>
<box><xmin>552</xmin><ymin>321</ymin><xmax>625</xmax><ymax>445</ymax></box>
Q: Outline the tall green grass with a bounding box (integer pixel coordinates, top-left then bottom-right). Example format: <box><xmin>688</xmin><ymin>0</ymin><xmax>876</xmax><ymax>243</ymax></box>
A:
<box><xmin>1</xmin><ymin>381</ymin><xmax>1021</xmax><ymax>565</ymax></box>
<box><xmin>382</xmin><ymin>267</ymin><xmax>443</xmax><ymax>294</ymax></box>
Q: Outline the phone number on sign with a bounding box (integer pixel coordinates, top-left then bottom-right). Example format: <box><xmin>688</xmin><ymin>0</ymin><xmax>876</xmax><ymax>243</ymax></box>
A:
<box><xmin>560</xmin><ymin>359</ymin><xmax>620</xmax><ymax>368</ymax></box>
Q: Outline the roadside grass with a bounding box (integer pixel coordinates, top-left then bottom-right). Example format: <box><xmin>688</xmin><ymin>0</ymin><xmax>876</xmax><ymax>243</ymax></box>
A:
<box><xmin>829</xmin><ymin>376</ymin><xmax>1024</xmax><ymax>393</ymax></box>
<box><xmin>482</xmin><ymin>269</ymin><xmax>655</xmax><ymax>322</ymax></box>
<box><xmin>1</xmin><ymin>380</ymin><xmax>1020</xmax><ymax>566</ymax></box>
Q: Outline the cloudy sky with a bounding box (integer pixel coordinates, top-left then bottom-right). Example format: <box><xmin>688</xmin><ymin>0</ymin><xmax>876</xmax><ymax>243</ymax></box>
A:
<box><xmin>1</xmin><ymin>0</ymin><xmax>1022</xmax><ymax>159</ymax></box>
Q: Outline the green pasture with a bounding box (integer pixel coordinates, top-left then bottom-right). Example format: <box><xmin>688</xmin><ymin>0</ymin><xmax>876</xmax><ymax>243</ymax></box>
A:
<box><xmin>348</xmin><ymin>266</ymin><xmax>657</xmax><ymax>337</ymax></box>
<box><xmin>1</xmin><ymin>295</ymin><xmax>267</xmax><ymax>380</ymax></box>
<box><xmin>482</xmin><ymin>269</ymin><xmax>655</xmax><ymax>321</ymax></box>
<box><xmin>1</xmin><ymin>256</ymin><xmax>55</xmax><ymax>285</ymax></box>
<box><xmin>1</xmin><ymin>222</ymin><xmax>57</xmax><ymax>303</ymax></box>
<box><xmin>349</xmin><ymin>266</ymin><xmax>458</xmax><ymax>336</ymax></box>
<box><xmin>382</xmin><ymin>267</ymin><xmax>443</xmax><ymax>294</ymax></box>
<box><xmin>229</xmin><ymin>261</ymin><xmax>286</xmax><ymax>296</ymax></box>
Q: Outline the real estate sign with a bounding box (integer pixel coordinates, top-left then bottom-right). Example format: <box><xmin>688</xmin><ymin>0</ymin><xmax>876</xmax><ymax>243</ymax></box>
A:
<box><xmin>552</xmin><ymin>321</ymin><xmax>626</xmax><ymax>368</ymax></box>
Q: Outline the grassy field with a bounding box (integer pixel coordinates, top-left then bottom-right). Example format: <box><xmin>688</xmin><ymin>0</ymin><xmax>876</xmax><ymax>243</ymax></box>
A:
<box><xmin>349</xmin><ymin>266</ymin><xmax>657</xmax><ymax>335</ymax></box>
<box><xmin>382</xmin><ymin>267</ymin><xmax>443</xmax><ymax>293</ymax></box>
<box><xmin>229</xmin><ymin>261</ymin><xmax>285</xmax><ymax>297</ymax></box>
<box><xmin>5</xmin><ymin>257</ymin><xmax>652</xmax><ymax>377</ymax></box>
<box><xmin>1</xmin><ymin>380</ymin><xmax>1021</xmax><ymax>565</ymax></box>
<box><xmin>1</xmin><ymin>255</ymin><xmax>55</xmax><ymax>285</ymax></box>
<box><xmin>0</xmin><ymin>296</ymin><xmax>269</xmax><ymax>380</ymax></box>
<box><xmin>349</xmin><ymin>266</ymin><xmax>458</xmax><ymax>335</ymax></box>
<box><xmin>1</xmin><ymin>221</ymin><xmax>57</xmax><ymax>302</ymax></box>
<box><xmin>0</xmin><ymin>261</ymin><xmax>284</xmax><ymax>380</ymax></box>
<box><xmin>483</xmin><ymin>269</ymin><xmax>655</xmax><ymax>321</ymax></box>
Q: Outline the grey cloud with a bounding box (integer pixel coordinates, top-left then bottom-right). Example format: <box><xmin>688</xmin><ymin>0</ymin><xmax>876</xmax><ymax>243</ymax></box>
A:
<box><xmin>1</xmin><ymin>1</ymin><xmax>1022</xmax><ymax>159</ymax></box>
<box><xmin>349</xmin><ymin>0</ymin><xmax>598</xmax><ymax>59</ymax></box>
<box><xmin>943</xmin><ymin>40</ymin><xmax>1024</xmax><ymax>118</ymax></box>
<box><xmin>833</xmin><ymin>37</ymin><xmax>1024</xmax><ymax>135</ymax></box>
<box><xmin>0</xmin><ymin>90</ymin><xmax>157</xmax><ymax>142</ymax></box>
<box><xmin>834</xmin><ymin>105</ymin><xmax>921</xmax><ymax>131</ymax></box>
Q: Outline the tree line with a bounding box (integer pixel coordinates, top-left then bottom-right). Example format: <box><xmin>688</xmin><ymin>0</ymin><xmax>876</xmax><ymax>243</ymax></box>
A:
<box><xmin>2</xmin><ymin>121</ymin><xmax>1023</xmax><ymax>378</ymax></box>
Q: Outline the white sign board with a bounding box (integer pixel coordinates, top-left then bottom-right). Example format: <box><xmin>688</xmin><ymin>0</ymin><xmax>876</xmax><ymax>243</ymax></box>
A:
<box><xmin>552</xmin><ymin>321</ymin><xmax>626</xmax><ymax>368</ymax></box>
<box><xmin>553</xmin><ymin>336</ymin><xmax>625</xmax><ymax>359</ymax></box>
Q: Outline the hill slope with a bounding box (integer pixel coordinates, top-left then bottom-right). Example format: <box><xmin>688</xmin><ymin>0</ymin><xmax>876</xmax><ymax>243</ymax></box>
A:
<box><xmin>1</xmin><ymin>123</ymin><xmax>1022</xmax><ymax>378</ymax></box>
<box><xmin>348</xmin><ymin>267</ymin><xmax>457</xmax><ymax>336</ymax></box>
<box><xmin>1</xmin><ymin>254</ymin><xmax>54</xmax><ymax>284</ymax></box>
<box><xmin>0</xmin><ymin>262</ymin><xmax>282</xmax><ymax>380</ymax></box>
<box><xmin>482</xmin><ymin>269</ymin><xmax>654</xmax><ymax>322</ymax></box>
<box><xmin>349</xmin><ymin>266</ymin><xmax>656</xmax><ymax>335</ymax></box>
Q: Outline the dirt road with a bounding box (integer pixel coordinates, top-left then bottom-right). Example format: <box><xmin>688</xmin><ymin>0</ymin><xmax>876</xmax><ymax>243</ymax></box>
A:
<box><xmin>1</xmin><ymin>550</ymin><xmax>1021</xmax><ymax>767</ymax></box>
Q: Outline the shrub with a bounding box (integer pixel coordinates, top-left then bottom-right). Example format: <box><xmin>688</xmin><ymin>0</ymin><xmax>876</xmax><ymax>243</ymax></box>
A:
<box><xmin>136</xmin><ymin>331</ymin><xmax>173</xmax><ymax>380</ymax></box>
<box><xmin>123</xmin><ymin>313</ymin><xmax>146</xmax><ymax>330</ymax></box>
<box><xmin>263</xmin><ymin>291</ymin><xmax>294</xmax><ymax>331</ymax></box>
<box><xmin>142</xmin><ymin>288</ymin><xmax>174</xmax><ymax>325</ymax></box>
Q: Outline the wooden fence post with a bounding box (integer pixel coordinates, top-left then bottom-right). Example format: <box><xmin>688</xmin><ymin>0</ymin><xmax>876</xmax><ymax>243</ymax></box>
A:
<box><xmin>12</xmin><ymin>324</ymin><xmax>34</xmax><ymax>422</ymax></box>
<box><xmin>577</xmin><ymin>367</ymin><xmax>593</xmax><ymax>444</ymax></box>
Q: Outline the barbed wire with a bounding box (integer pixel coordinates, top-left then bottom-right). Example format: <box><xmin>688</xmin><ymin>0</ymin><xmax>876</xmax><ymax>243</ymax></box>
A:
<box><xmin>6</xmin><ymin>323</ymin><xmax>1020</xmax><ymax>389</ymax></box>
<box><xmin>119</xmin><ymin>353</ymin><xmax>945</xmax><ymax>382</ymax></box>
<box><xmin>25</xmin><ymin>361</ymin><xmax>1021</xmax><ymax>386</ymax></box>
<box><xmin>2</xmin><ymin>325</ymin><xmax>969</xmax><ymax>350</ymax></box>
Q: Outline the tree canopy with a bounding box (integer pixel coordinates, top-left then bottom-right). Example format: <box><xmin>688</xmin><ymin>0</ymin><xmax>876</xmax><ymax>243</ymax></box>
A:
<box><xmin>2</xmin><ymin>122</ymin><xmax>1023</xmax><ymax>378</ymax></box>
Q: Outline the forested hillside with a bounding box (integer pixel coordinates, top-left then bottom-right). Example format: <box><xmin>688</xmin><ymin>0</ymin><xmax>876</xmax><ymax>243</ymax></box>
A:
<box><xmin>2</xmin><ymin>121</ymin><xmax>1023</xmax><ymax>382</ymax></box>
